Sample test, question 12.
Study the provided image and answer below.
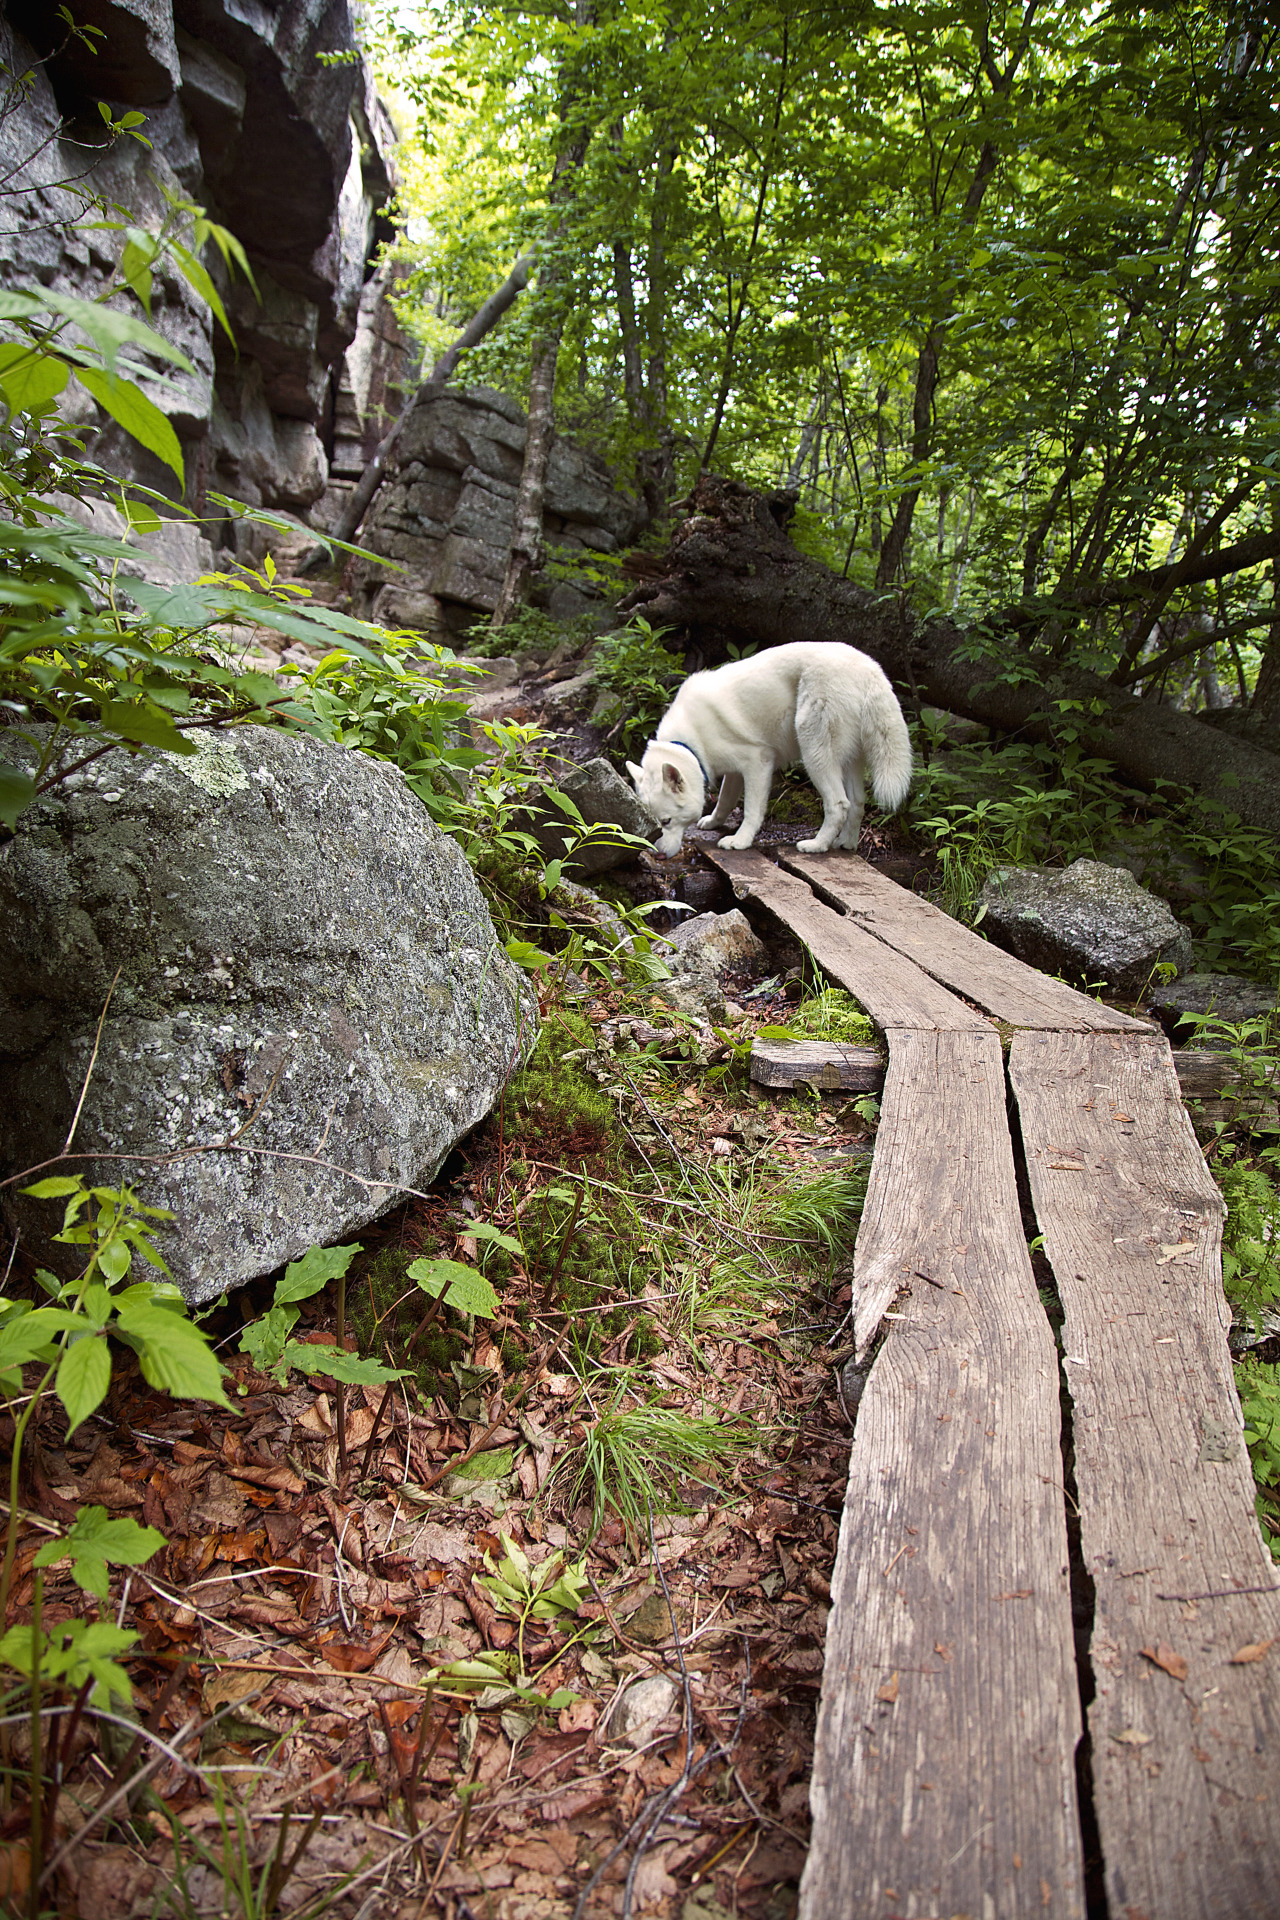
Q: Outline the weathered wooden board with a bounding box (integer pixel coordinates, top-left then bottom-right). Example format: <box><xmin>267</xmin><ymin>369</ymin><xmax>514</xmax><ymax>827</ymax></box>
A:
<box><xmin>704</xmin><ymin>848</ymin><xmax>988</xmax><ymax>1031</ymax></box>
<box><xmin>749</xmin><ymin>1038</ymin><xmax>883</xmax><ymax>1091</ymax></box>
<box><xmin>1009</xmin><ymin>1029</ymin><xmax>1280</xmax><ymax>1919</ymax></box>
<box><xmin>801</xmin><ymin>1027</ymin><xmax>1085</xmax><ymax>1920</ymax></box>
<box><xmin>783</xmin><ymin>850</ymin><xmax>1147</xmax><ymax>1031</ymax></box>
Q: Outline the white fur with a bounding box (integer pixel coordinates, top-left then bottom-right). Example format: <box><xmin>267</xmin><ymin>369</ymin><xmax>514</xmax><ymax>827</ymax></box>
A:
<box><xmin>627</xmin><ymin>642</ymin><xmax>912</xmax><ymax>857</ymax></box>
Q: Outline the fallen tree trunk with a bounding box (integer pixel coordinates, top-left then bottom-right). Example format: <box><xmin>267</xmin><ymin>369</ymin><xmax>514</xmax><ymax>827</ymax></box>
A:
<box><xmin>618</xmin><ymin>476</ymin><xmax>1280</xmax><ymax>840</ymax></box>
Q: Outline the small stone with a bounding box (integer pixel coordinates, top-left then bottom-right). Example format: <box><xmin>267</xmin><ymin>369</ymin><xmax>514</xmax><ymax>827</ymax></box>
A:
<box><xmin>606</xmin><ymin>1674</ymin><xmax>679</xmax><ymax>1743</ymax></box>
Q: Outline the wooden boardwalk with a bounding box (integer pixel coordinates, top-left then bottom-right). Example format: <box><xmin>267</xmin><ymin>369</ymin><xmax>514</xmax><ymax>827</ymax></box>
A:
<box><xmin>705</xmin><ymin>848</ymin><xmax>1280</xmax><ymax>1920</ymax></box>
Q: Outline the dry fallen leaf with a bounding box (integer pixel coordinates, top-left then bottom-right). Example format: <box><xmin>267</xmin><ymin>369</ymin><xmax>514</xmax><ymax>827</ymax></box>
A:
<box><xmin>1140</xmin><ymin>1642</ymin><xmax>1188</xmax><ymax>1681</ymax></box>
<box><xmin>1230</xmin><ymin>1638</ymin><xmax>1276</xmax><ymax>1664</ymax></box>
<box><xmin>876</xmin><ymin>1670</ymin><xmax>899</xmax><ymax>1703</ymax></box>
<box><xmin>1112</xmin><ymin>1727</ymin><xmax>1154</xmax><ymax>1746</ymax></box>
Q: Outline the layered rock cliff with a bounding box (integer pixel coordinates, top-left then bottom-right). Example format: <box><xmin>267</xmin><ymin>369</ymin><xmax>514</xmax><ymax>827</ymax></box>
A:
<box><xmin>0</xmin><ymin>0</ymin><xmax>407</xmax><ymax>529</ymax></box>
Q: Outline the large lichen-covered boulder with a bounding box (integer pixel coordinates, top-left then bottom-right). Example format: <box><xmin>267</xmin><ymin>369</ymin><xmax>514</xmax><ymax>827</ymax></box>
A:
<box><xmin>979</xmin><ymin>858</ymin><xmax>1192</xmax><ymax>997</ymax></box>
<box><xmin>1</xmin><ymin>728</ymin><xmax>536</xmax><ymax>1304</ymax></box>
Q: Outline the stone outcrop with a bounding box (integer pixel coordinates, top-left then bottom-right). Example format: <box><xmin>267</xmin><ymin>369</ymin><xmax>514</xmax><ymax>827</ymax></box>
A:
<box><xmin>979</xmin><ymin>858</ymin><xmax>1193</xmax><ymax>997</ymax></box>
<box><xmin>0</xmin><ymin>2</ymin><xmax>397</xmax><ymax>529</ymax></box>
<box><xmin>354</xmin><ymin>387</ymin><xmax>646</xmax><ymax>629</ymax></box>
<box><xmin>1148</xmin><ymin>972</ymin><xmax>1280</xmax><ymax>1039</ymax></box>
<box><xmin>0</xmin><ymin>727</ymin><xmax>536</xmax><ymax>1304</ymax></box>
<box><xmin>526</xmin><ymin>756</ymin><xmax>657</xmax><ymax>877</ymax></box>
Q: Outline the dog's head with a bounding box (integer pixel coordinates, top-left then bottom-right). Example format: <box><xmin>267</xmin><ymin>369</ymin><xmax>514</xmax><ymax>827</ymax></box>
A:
<box><xmin>627</xmin><ymin>744</ymin><xmax>705</xmax><ymax>857</ymax></box>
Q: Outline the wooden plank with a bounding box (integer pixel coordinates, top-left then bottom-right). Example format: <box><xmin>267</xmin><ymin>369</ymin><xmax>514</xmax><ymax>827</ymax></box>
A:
<box><xmin>704</xmin><ymin>848</ymin><xmax>988</xmax><ymax>1031</ymax></box>
<box><xmin>801</xmin><ymin>1028</ymin><xmax>1085</xmax><ymax>1920</ymax></box>
<box><xmin>1009</xmin><ymin>1029</ymin><xmax>1280</xmax><ymax>1920</ymax></box>
<box><xmin>749</xmin><ymin>1038</ymin><xmax>883</xmax><ymax>1091</ymax></box>
<box><xmin>783</xmin><ymin>850</ymin><xmax>1148</xmax><ymax>1032</ymax></box>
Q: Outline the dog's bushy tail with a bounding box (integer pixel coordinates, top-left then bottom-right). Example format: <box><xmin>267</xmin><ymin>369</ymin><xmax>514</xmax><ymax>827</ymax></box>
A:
<box><xmin>864</xmin><ymin>678</ymin><xmax>913</xmax><ymax>812</ymax></box>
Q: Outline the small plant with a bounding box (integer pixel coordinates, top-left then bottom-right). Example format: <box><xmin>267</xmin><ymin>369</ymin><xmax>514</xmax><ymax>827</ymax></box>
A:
<box><xmin>774</xmin><ymin>988</ymin><xmax>876</xmax><ymax>1048</ymax></box>
<box><xmin>0</xmin><ymin>1177</ymin><xmax>229</xmax><ymax>1906</ymax></box>
<box><xmin>1237</xmin><ymin>1357</ymin><xmax>1280</xmax><ymax>1559</ymax></box>
<box><xmin>236</xmin><ymin>1242</ymin><xmax>406</xmax><ymax>1388</ymax></box>
<box><xmin>589</xmin><ymin>617</ymin><xmax>683</xmax><ymax>755</ymax></box>
<box><xmin>558</xmin><ymin>1393</ymin><xmax>752</xmax><ymax>1537</ymax></box>
<box><xmin>477</xmin><ymin>1534</ymin><xmax>590</xmax><ymax>1668</ymax></box>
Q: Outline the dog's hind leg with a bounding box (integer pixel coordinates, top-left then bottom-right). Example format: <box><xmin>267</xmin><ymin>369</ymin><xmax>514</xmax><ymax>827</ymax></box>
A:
<box><xmin>834</xmin><ymin>756</ymin><xmax>866</xmax><ymax>850</ymax></box>
<box><xmin>795</xmin><ymin>710</ymin><xmax>849</xmax><ymax>853</ymax></box>
<box><xmin>699</xmin><ymin>771</ymin><xmax>742</xmax><ymax>829</ymax></box>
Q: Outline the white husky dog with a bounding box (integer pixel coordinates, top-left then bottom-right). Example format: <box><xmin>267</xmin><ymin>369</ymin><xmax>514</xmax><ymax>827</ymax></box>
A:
<box><xmin>627</xmin><ymin>641</ymin><xmax>912</xmax><ymax>857</ymax></box>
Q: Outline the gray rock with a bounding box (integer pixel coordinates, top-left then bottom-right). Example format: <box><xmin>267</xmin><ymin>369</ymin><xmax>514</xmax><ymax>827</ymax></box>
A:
<box><xmin>370</xmin><ymin>584</ymin><xmax>446</xmax><ymax>633</ymax></box>
<box><xmin>529</xmin><ymin>757</ymin><xmax>657</xmax><ymax>877</ymax></box>
<box><xmin>979</xmin><ymin>858</ymin><xmax>1192</xmax><ymax>996</ymax></box>
<box><xmin>1148</xmin><ymin>972</ymin><xmax>1280</xmax><ymax>1040</ymax></box>
<box><xmin>652</xmin><ymin>909</ymin><xmax>770</xmax><ymax>1023</ymax></box>
<box><xmin>668</xmin><ymin>909</ymin><xmax>770</xmax><ymax>978</ymax></box>
<box><xmin>0</xmin><ymin>6</ymin><xmax>395</xmax><ymax>510</ymax></box>
<box><xmin>0</xmin><ymin>728</ymin><xmax>535</xmax><ymax>1304</ymax></box>
<box><xmin>548</xmin><ymin>876</ymin><xmax>633</xmax><ymax>954</ymax></box>
<box><xmin>606</xmin><ymin>1674</ymin><xmax>679</xmax><ymax>1743</ymax></box>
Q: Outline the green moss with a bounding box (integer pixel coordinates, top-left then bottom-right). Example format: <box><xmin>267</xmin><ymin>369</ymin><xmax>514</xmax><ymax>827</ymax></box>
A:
<box><xmin>350</xmin><ymin>1246</ymin><xmax>467</xmax><ymax>1403</ymax></box>
<box><xmin>503</xmin><ymin>1007</ymin><xmax>617</xmax><ymax>1153</ymax></box>
<box><xmin>786</xmin><ymin>988</ymin><xmax>876</xmax><ymax>1047</ymax></box>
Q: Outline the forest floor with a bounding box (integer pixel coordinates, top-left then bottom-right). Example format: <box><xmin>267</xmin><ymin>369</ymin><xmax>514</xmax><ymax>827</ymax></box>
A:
<box><xmin>10</xmin><ymin>837</ymin><xmax>890</xmax><ymax>1920</ymax></box>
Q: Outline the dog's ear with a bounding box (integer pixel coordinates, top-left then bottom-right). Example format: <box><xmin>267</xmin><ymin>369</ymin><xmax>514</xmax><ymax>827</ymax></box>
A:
<box><xmin>625</xmin><ymin>761</ymin><xmax>643</xmax><ymax>785</ymax></box>
<box><xmin>662</xmin><ymin>761</ymin><xmax>685</xmax><ymax>793</ymax></box>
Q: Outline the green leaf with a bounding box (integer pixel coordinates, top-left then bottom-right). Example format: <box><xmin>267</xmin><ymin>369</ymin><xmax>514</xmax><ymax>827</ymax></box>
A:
<box><xmin>37</xmin><ymin>287</ymin><xmax>196</xmax><ymax>373</ymax></box>
<box><xmin>407</xmin><ymin>1257</ymin><xmax>499</xmax><ymax>1319</ymax></box>
<box><xmin>0</xmin><ymin>1618</ymin><xmax>139</xmax><ymax>1707</ymax></box>
<box><xmin>275</xmin><ymin>1241</ymin><xmax>363</xmax><ymax>1305</ymax></box>
<box><xmin>19</xmin><ymin>1177</ymin><xmax>84</xmax><ymax>1200</ymax></box>
<box><xmin>287</xmin><ymin>1343</ymin><xmax>407</xmax><ymax>1385</ymax></box>
<box><xmin>55</xmin><ymin>1335</ymin><xmax>111</xmax><ymax>1435</ymax></box>
<box><xmin>0</xmin><ymin>760</ymin><xmax>38</xmax><ymax>830</ymax></box>
<box><xmin>120</xmin><ymin>229</ymin><xmax>157</xmax><ymax>315</ymax></box>
<box><xmin>34</xmin><ymin>1505</ymin><xmax>164</xmax><ymax>1599</ymax></box>
<box><xmin>95</xmin><ymin>1236</ymin><xmax>132</xmax><ymax>1285</ymax></box>
<box><xmin>76</xmin><ymin>366</ymin><xmax>184</xmax><ymax>482</ymax></box>
<box><xmin>468</xmin><ymin>1221</ymin><xmax>524</xmax><ymax>1257</ymax></box>
<box><xmin>0</xmin><ymin>342</ymin><xmax>70</xmax><ymax>414</ymax></box>
<box><xmin>238</xmin><ymin>1302</ymin><xmax>299</xmax><ymax>1374</ymax></box>
<box><xmin>96</xmin><ymin>697</ymin><xmax>195</xmax><ymax>754</ymax></box>
<box><xmin>113</xmin><ymin>1298</ymin><xmax>231</xmax><ymax>1406</ymax></box>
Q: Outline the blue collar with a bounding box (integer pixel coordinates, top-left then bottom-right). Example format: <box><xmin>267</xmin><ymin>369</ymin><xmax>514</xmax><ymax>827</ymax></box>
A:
<box><xmin>656</xmin><ymin>737</ymin><xmax>712</xmax><ymax>790</ymax></box>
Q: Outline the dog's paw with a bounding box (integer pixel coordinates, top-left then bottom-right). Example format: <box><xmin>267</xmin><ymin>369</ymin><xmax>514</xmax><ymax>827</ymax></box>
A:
<box><xmin>796</xmin><ymin>835</ymin><xmax>834</xmax><ymax>854</ymax></box>
<box><xmin>696</xmin><ymin>813</ymin><xmax>720</xmax><ymax>829</ymax></box>
<box><xmin>717</xmin><ymin>832</ymin><xmax>756</xmax><ymax>851</ymax></box>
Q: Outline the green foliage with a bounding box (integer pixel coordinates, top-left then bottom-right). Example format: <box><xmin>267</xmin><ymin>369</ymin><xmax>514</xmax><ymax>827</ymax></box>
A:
<box><xmin>772</xmin><ymin>989</ymin><xmax>876</xmax><ymax>1048</ymax></box>
<box><xmin>10</xmin><ymin>1177</ymin><xmax>229</xmax><ymax>1425</ymax></box>
<box><xmin>911</xmin><ymin>737</ymin><xmax>1280</xmax><ymax>979</ymax></box>
<box><xmin>0</xmin><ymin>1616</ymin><xmax>138</xmax><ymax>1710</ymax></box>
<box><xmin>34</xmin><ymin>1506</ymin><xmax>164</xmax><ymax>1601</ymax></box>
<box><xmin>1220</xmin><ymin>1163</ymin><xmax>1280</xmax><ymax>1334</ymax></box>
<box><xmin>1237</xmin><ymin>1358</ymin><xmax>1280</xmax><ymax>1559</ymax></box>
<box><xmin>237</xmin><ymin>1240</ymin><xmax>408</xmax><ymax>1389</ymax></box>
<box><xmin>588</xmin><ymin>618</ymin><xmax>683</xmax><ymax>755</ymax></box>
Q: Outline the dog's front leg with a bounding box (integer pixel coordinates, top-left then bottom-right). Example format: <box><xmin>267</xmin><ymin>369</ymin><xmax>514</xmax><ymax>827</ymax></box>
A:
<box><xmin>717</xmin><ymin>760</ymin><xmax>772</xmax><ymax>851</ymax></box>
<box><xmin>699</xmin><ymin>771</ymin><xmax>742</xmax><ymax>829</ymax></box>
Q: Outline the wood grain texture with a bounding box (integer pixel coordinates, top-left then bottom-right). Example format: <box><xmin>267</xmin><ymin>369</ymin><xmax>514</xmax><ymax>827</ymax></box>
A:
<box><xmin>801</xmin><ymin>1027</ymin><xmax>1085</xmax><ymax>1920</ymax></box>
<box><xmin>748</xmin><ymin>1038</ymin><xmax>884</xmax><ymax>1091</ymax></box>
<box><xmin>783</xmin><ymin>850</ymin><xmax>1148</xmax><ymax>1031</ymax></box>
<box><xmin>1009</xmin><ymin>1029</ymin><xmax>1280</xmax><ymax>1919</ymax></box>
<box><xmin>704</xmin><ymin>848</ymin><xmax>988</xmax><ymax>1031</ymax></box>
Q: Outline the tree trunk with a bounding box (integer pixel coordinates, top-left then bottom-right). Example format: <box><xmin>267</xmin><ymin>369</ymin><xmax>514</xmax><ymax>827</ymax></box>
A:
<box><xmin>491</xmin><ymin>332</ymin><xmax>561</xmax><ymax>627</ymax></box>
<box><xmin>317</xmin><ymin>253</ymin><xmax>535</xmax><ymax>555</ymax></box>
<box><xmin>618</xmin><ymin>474</ymin><xmax>1280</xmax><ymax>839</ymax></box>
